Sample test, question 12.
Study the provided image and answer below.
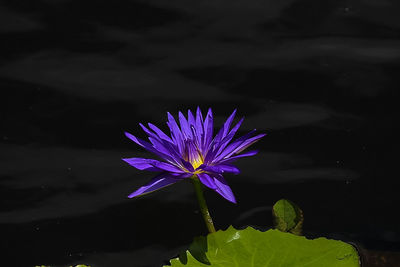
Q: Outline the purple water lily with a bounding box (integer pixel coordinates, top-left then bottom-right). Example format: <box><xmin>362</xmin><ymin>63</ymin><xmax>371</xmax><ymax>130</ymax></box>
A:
<box><xmin>123</xmin><ymin>107</ymin><xmax>265</xmax><ymax>203</ymax></box>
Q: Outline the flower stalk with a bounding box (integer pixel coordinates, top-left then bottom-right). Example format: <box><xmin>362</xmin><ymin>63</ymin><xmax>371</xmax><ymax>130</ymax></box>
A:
<box><xmin>191</xmin><ymin>176</ymin><xmax>216</xmax><ymax>233</ymax></box>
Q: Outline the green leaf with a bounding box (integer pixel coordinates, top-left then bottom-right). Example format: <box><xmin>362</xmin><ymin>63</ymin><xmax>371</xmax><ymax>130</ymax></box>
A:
<box><xmin>167</xmin><ymin>226</ymin><xmax>360</xmax><ymax>267</ymax></box>
<box><xmin>35</xmin><ymin>265</ymin><xmax>90</xmax><ymax>267</ymax></box>
<box><xmin>272</xmin><ymin>199</ymin><xmax>304</xmax><ymax>235</ymax></box>
<box><xmin>179</xmin><ymin>235</ymin><xmax>211</xmax><ymax>265</ymax></box>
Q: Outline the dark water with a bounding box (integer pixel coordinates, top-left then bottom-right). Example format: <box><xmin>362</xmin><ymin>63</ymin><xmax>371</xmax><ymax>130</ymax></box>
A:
<box><xmin>1</xmin><ymin>0</ymin><xmax>399</xmax><ymax>266</ymax></box>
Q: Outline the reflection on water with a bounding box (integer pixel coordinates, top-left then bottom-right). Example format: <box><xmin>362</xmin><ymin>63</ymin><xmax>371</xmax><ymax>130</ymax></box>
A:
<box><xmin>1</xmin><ymin>0</ymin><xmax>399</xmax><ymax>266</ymax></box>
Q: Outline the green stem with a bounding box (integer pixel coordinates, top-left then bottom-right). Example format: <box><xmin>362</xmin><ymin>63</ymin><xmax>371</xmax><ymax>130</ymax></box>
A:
<box><xmin>191</xmin><ymin>176</ymin><xmax>216</xmax><ymax>233</ymax></box>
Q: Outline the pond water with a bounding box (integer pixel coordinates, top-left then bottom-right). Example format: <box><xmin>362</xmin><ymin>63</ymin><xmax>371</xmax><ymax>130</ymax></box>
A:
<box><xmin>0</xmin><ymin>0</ymin><xmax>399</xmax><ymax>266</ymax></box>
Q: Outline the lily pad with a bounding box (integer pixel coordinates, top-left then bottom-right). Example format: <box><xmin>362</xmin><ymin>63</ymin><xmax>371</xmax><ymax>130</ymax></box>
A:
<box><xmin>167</xmin><ymin>226</ymin><xmax>360</xmax><ymax>267</ymax></box>
<box><xmin>272</xmin><ymin>199</ymin><xmax>304</xmax><ymax>235</ymax></box>
<box><xmin>35</xmin><ymin>265</ymin><xmax>90</xmax><ymax>267</ymax></box>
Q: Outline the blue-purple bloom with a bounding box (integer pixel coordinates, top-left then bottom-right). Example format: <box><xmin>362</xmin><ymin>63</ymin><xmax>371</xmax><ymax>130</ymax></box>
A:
<box><xmin>123</xmin><ymin>107</ymin><xmax>265</xmax><ymax>203</ymax></box>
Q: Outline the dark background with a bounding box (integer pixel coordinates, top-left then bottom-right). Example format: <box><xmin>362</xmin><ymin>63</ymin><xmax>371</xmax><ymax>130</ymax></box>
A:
<box><xmin>1</xmin><ymin>0</ymin><xmax>399</xmax><ymax>266</ymax></box>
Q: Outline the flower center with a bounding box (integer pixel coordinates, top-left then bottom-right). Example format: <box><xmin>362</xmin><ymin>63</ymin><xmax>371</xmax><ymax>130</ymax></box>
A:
<box><xmin>191</xmin><ymin>155</ymin><xmax>204</xmax><ymax>169</ymax></box>
<box><xmin>183</xmin><ymin>139</ymin><xmax>204</xmax><ymax>171</ymax></box>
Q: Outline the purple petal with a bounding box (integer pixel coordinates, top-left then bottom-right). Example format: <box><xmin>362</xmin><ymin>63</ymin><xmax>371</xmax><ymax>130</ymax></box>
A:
<box><xmin>139</xmin><ymin>124</ymin><xmax>177</xmax><ymax>158</ymax></box>
<box><xmin>197</xmin><ymin>173</ymin><xmax>217</xmax><ymax>189</ymax></box>
<box><xmin>205</xmin><ymin>114</ymin><xmax>241</xmax><ymax>163</ymax></box>
<box><xmin>181</xmin><ymin>158</ymin><xmax>195</xmax><ymax>172</ymax></box>
<box><xmin>128</xmin><ymin>173</ymin><xmax>189</xmax><ymax>198</ymax></box>
<box><xmin>139</xmin><ymin>124</ymin><xmax>181</xmax><ymax>162</ymax></box>
<box><xmin>219</xmin><ymin>150</ymin><xmax>259</xmax><ymax>163</ymax></box>
<box><xmin>139</xmin><ymin>123</ymin><xmax>161</xmax><ymax>141</ymax></box>
<box><xmin>167</xmin><ymin>112</ymin><xmax>184</xmax><ymax>154</ymax></box>
<box><xmin>203</xmin><ymin>148</ymin><xmax>218</xmax><ymax>165</ymax></box>
<box><xmin>222</xmin><ymin>109</ymin><xmax>237</xmax><ymax>138</ymax></box>
<box><xmin>148</xmin><ymin>123</ymin><xmax>173</xmax><ymax>143</ymax></box>
<box><xmin>206</xmin><ymin>110</ymin><xmax>236</xmax><ymax>158</ymax></box>
<box><xmin>179</xmin><ymin>111</ymin><xmax>192</xmax><ymax>139</ymax></box>
<box><xmin>122</xmin><ymin>157</ymin><xmax>160</xmax><ymax>171</ymax></box>
<box><xmin>214</xmin><ymin>117</ymin><xmax>244</xmax><ymax>157</ymax></box>
<box><xmin>188</xmin><ymin>109</ymin><xmax>196</xmax><ymax>128</ymax></box>
<box><xmin>211</xmin><ymin>122</ymin><xmax>225</xmax><ymax>147</ymax></box>
<box><xmin>213</xmin><ymin>174</ymin><xmax>236</xmax><ymax>203</ymax></box>
<box><xmin>190</xmin><ymin>125</ymin><xmax>202</xmax><ymax>150</ymax></box>
<box><xmin>216</xmin><ymin>164</ymin><xmax>240</xmax><ymax>174</ymax></box>
<box><xmin>212</xmin><ymin>129</ymin><xmax>256</xmax><ymax>163</ymax></box>
<box><xmin>188</xmin><ymin>109</ymin><xmax>202</xmax><ymax>147</ymax></box>
<box><xmin>124</xmin><ymin>132</ymin><xmax>173</xmax><ymax>162</ymax></box>
<box><xmin>185</xmin><ymin>139</ymin><xmax>201</xmax><ymax>167</ymax></box>
<box><xmin>148</xmin><ymin>137</ymin><xmax>180</xmax><ymax>162</ymax></box>
<box><xmin>196</xmin><ymin>106</ymin><xmax>204</xmax><ymax>121</ymax></box>
<box><xmin>195</xmin><ymin>107</ymin><xmax>204</xmax><ymax>145</ymax></box>
<box><xmin>198</xmin><ymin>164</ymin><xmax>240</xmax><ymax>174</ymax></box>
<box><xmin>203</xmin><ymin>108</ymin><xmax>213</xmax><ymax>150</ymax></box>
<box><xmin>228</xmin><ymin>133</ymin><xmax>266</xmax><ymax>155</ymax></box>
<box><xmin>123</xmin><ymin>157</ymin><xmax>184</xmax><ymax>173</ymax></box>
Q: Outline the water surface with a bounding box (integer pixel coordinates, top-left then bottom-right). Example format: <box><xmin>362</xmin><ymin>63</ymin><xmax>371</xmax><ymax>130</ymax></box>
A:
<box><xmin>1</xmin><ymin>0</ymin><xmax>399</xmax><ymax>266</ymax></box>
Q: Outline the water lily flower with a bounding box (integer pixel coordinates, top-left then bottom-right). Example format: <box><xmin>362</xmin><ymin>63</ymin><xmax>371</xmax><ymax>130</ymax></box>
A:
<box><xmin>123</xmin><ymin>107</ymin><xmax>265</xmax><ymax>203</ymax></box>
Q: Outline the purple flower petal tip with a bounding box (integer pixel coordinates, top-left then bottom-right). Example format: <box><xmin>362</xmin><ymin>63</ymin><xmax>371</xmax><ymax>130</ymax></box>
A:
<box><xmin>123</xmin><ymin>108</ymin><xmax>264</xmax><ymax>202</ymax></box>
<box><xmin>127</xmin><ymin>173</ymin><xmax>186</xmax><ymax>198</ymax></box>
<box><xmin>124</xmin><ymin>131</ymin><xmax>134</xmax><ymax>140</ymax></box>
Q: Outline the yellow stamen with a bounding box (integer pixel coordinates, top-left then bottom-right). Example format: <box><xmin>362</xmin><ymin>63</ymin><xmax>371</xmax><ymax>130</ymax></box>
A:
<box><xmin>191</xmin><ymin>155</ymin><xmax>204</xmax><ymax>169</ymax></box>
